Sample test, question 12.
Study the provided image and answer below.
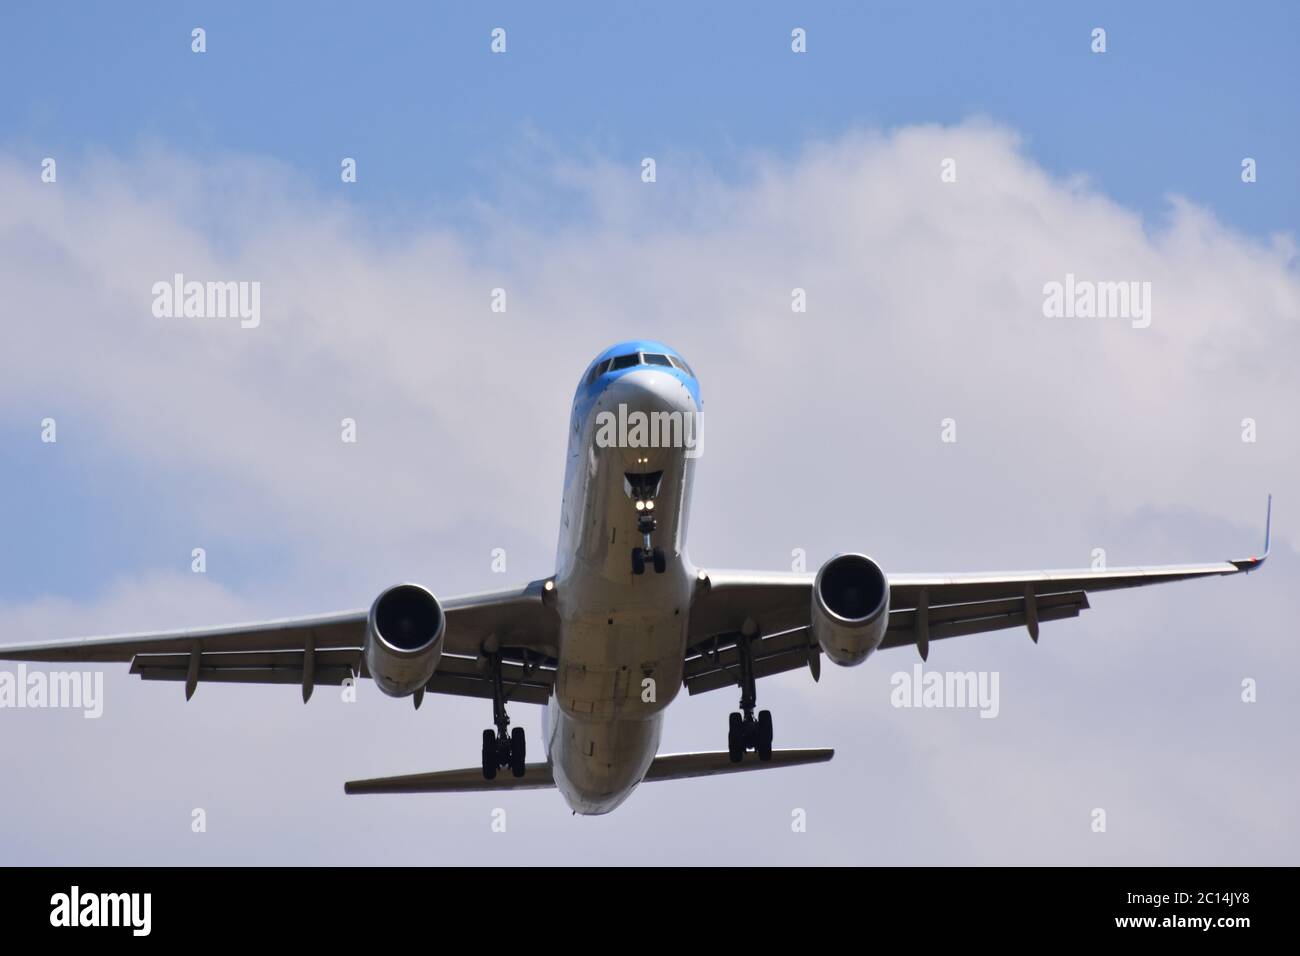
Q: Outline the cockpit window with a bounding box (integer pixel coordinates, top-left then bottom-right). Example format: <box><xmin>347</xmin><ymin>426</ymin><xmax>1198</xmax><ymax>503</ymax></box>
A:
<box><xmin>588</xmin><ymin>350</ymin><xmax>693</xmax><ymax>384</ymax></box>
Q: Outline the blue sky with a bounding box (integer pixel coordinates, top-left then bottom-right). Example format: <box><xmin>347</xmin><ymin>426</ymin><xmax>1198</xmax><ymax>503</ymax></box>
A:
<box><xmin>0</xmin><ymin>2</ymin><xmax>1296</xmax><ymax>863</ymax></box>
<box><xmin>3</xmin><ymin>1</ymin><xmax>1296</xmax><ymax>235</ymax></box>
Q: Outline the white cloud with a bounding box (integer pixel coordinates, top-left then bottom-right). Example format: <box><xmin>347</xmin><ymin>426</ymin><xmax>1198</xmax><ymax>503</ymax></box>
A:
<box><xmin>0</xmin><ymin>121</ymin><xmax>1296</xmax><ymax>862</ymax></box>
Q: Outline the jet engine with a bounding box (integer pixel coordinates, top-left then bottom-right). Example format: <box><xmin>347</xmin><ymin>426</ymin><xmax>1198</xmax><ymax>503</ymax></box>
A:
<box><xmin>365</xmin><ymin>583</ymin><xmax>445</xmax><ymax>697</ymax></box>
<box><xmin>811</xmin><ymin>553</ymin><xmax>890</xmax><ymax>666</ymax></box>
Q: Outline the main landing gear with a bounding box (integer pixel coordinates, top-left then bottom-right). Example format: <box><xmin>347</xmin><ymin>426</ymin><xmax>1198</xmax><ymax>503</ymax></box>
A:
<box><xmin>726</xmin><ymin>631</ymin><xmax>774</xmax><ymax>763</ymax></box>
<box><xmin>480</xmin><ymin>653</ymin><xmax>526</xmax><ymax>780</ymax></box>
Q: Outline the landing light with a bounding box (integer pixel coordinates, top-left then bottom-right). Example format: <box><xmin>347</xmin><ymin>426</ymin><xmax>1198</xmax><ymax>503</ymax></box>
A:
<box><xmin>635</xmin><ymin>500</ymin><xmax>645</xmax><ymax>511</ymax></box>
<box><xmin>645</xmin><ymin>500</ymin><xmax>655</xmax><ymax>511</ymax></box>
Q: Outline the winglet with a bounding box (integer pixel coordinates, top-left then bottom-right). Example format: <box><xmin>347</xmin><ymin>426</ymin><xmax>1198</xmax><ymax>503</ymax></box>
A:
<box><xmin>1264</xmin><ymin>493</ymin><xmax>1272</xmax><ymax>559</ymax></box>
<box><xmin>1231</xmin><ymin>494</ymin><xmax>1272</xmax><ymax>572</ymax></box>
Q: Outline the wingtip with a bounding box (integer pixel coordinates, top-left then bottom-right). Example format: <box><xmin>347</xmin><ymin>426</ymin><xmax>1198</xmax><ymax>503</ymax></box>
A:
<box><xmin>1263</xmin><ymin>493</ymin><xmax>1272</xmax><ymax>558</ymax></box>
<box><xmin>1232</xmin><ymin>494</ymin><xmax>1272</xmax><ymax>572</ymax></box>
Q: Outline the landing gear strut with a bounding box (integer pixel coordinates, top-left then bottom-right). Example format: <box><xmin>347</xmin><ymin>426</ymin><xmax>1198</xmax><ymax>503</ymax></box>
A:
<box><xmin>480</xmin><ymin>653</ymin><xmax>526</xmax><ymax>780</ymax></box>
<box><xmin>630</xmin><ymin>505</ymin><xmax>667</xmax><ymax>575</ymax></box>
<box><xmin>726</xmin><ymin>632</ymin><xmax>773</xmax><ymax>763</ymax></box>
<box><xmin>628</xmin><ymin>472</ymin><xmax>667</xmax><ymax>576</ymax></box>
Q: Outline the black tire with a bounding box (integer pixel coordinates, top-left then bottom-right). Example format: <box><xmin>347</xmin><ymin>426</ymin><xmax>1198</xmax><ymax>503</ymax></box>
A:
<box><xmin>631</xmin><ymin>548</ymin><xmax>646</xmax><ymax>575</ymax></box>
<box><xmin>727</xmin><ymin>712</ymin><xmax>744</xmax><ymax>763</ymax></box>
<box><xmin>758</xmin><ymin>710</ymin><xmax>773</xmax><ymax>761</ymax></box>
<box><xmin>652</xmin><ymin>548</ymin><xmax>667</xmax><ymax>574</ymax></box>
<box><xmin>481</xmin><ymin>729</ymin><xmax>498</xmax><ymax>780</ymax></box>
<box><xmin>510</xmin><ymin>726</ymin><xmax>527</xmax><ymax>778</ymax></box>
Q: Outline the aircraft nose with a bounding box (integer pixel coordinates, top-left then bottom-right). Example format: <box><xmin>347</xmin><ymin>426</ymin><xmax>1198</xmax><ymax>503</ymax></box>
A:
<box><xmin>603</xmin><ymin>367</ymin><xmax>697</xmax><ymax>417</ymax></box>
<box><xmin>595</xmin><ymin>368</ymin><xmax>702</xmax><ymax>465</ymax></box>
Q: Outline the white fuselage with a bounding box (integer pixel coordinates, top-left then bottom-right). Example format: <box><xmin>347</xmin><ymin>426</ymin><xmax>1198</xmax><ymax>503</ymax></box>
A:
<box><xmin>543</xmin><ymin>368</ymin><xmax>700</xmax><ymax>814</ymax></box>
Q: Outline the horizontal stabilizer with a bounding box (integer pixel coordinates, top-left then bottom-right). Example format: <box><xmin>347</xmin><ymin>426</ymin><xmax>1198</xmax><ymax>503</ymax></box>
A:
<box><xmin>343</xmin><ymin>748</ymin><xmax>834</xmax><ymax>795</ymax></box>
<box><xmin>643</xmin><ymin>747</ymin><xmax>834</xmax><ymax>781</ymax></box>
<box><xmin>344</xmin><ymin>764</ymin><xmax>557</xmax><ymax>794</ymax></box>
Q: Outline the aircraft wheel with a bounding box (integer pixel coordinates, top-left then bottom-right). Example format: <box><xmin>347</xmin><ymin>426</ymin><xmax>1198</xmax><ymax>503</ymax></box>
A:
<box><xmin>510</xmin><ymin>727</ymin><xmax>527</xmax><ymax>777</ymax></box>
<box><xmin>631</xmin><ymin>548</ymin><xmax>646</xmax><ymax>575</ymax></box>
<box><xmin>481</xmin><ymin>729</ymin><xmax>498</xmax><ymax>780</ymax></box>
<box><xmin>652</xmin><ymin>548</ymin><xmax>667</xmax><ymax>574</ymax></box>
<box><xmin>727</xmin><ymin>712</ymin><xmax>744</xmax><ymax>763</ymax></box>
<box><xmin>757</xmin><ymin>710</ymin><xmax>774</xmax><ymax>761</ymax></box>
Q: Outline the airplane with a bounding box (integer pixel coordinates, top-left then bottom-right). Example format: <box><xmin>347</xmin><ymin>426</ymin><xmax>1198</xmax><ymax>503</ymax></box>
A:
<box><xmin>0</xmin><ymin>340</ymin><xmax>1272</xmax><ymax>815</ymax></box>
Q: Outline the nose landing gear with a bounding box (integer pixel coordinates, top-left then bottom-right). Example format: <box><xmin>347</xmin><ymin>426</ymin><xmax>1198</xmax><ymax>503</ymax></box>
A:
<box><xmin>631</xmin><ymin>544</ymin><xmax>667</xmax><ymax>576</ymax></box>
<box><xmin>629</xmin><ymin>500</ymin><xmax>666</xmax><ymax>576</ymax></box>
<box><xmin>627</xmin><ymin>471</ymin><xmax>668</xmax><ymax>576</ymax></box>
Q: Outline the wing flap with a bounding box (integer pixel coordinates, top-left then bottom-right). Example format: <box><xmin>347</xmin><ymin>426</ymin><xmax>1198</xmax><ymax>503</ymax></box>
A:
<box><xmin>684</xmin><ymin>628</ymin><xmax>817</xmax><ymax>696</ymax></box>
<box><xmin>684</xmin><ymin>591</ymin><xmax>1091</xmax><ymax>694</ymax></box>
<box><xmin>880</xmin><ymin>590</ymin><xmax>1089</xmax><ymax>649</ymax></box>
<box><xmin>130</xmin><ymin>648</ymin><xmax>360</xmax><ymax>687</ymax></box>
<box><xmin>123</xmin><ymin>648</ymin><xmax>556</xmax><ymax>703</ymax></box>
<box><xmin>426</xmin><ymin>654</ymin><xmax>555</xmax><ymax>705</ymax></box>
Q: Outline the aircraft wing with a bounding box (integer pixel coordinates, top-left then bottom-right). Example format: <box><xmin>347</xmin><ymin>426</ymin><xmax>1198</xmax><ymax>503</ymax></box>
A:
<box><xmin>0</xmin><ymin>579</ymin><xmax>560</xmax><ymax>704</ymax></box>
<box><xmin>684</xmin><ymin>498</ymin><xmax>1271</xmax><ymax>696</ymax></box>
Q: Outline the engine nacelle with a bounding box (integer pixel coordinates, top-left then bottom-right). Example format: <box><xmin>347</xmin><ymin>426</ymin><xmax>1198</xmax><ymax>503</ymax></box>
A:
<box><xmin>811</xmin><ymin>553</ymin><xmax>890</xmax><ymax>667</ymax></box>
<box><xmin>365</xmin><ymin>583</ymin><xmax>445</xmax><ymax>698</ymax></box>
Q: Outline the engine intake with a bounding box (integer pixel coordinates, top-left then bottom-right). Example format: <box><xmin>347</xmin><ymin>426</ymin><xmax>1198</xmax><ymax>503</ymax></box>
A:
<box><xmin>812</xmin><ymin>553</ymin><xmax>890</xmax><ymax>666</ymax></box>
<box><xmin>366</xmin><ymin>583</ymin><xmax>445</xmax><ymax>697</ymax></box>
